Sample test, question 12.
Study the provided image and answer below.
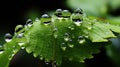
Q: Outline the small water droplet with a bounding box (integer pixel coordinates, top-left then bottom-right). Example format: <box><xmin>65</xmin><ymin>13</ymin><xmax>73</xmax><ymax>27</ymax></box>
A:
<box><xmin>74</xmin><ymin>8</ymin><xmax>83</xmax><ymax>14</ymax></box>
<box><xmin>54</xmin><ymin>9</ymin><xmax>62</xmax><ymax>18</ymax></box>
<box><xmin>4</xmin><ymin>33</ymin><xmax>12</xmax><ymax>42</ymax></box>
<box><xmin>62</xmin><ymin>10</ymin><xmax>71</xmax><ymax>18</ymax></box>
<box><xmin>78</xmin><ymin>36</ymin><xmax>85</xmax><ymax>44</ymax></box>
<box><xmin>15</xmin><ymin>25</ymin><xmax>24</xmax><ymax>33</ymax></box>
<box><xmin>68</xmin><ymin>39</ymin><xmax>74</xmax><ymax>48</ymax></box>
<box><xmin>26</xmin><ymin>19</ymin><xmax>33</xmax><ymax>27</ymax></box>
<box><xmin>41</xmin><ymin>14</ymin><xmax>51</xmax><ymax>25</ymax></box>
<box><xmin>60</xmin><ymin>43</ymin><xmax>67</xmax><ymax>51</ymax></box>
<box><xmin>53</xmin><ymin>28</ymin><xmax>58</xmax><ymax>38</ymax></box>
<box><xmin>64</xmin><ymin>33</ymin><xmax>69</xmax><ymax>42</ymax></box>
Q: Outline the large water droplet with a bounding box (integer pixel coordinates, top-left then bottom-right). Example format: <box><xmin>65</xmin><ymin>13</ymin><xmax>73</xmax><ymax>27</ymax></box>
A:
<box><xmin>26</xmin><ymin>19</ymin><xmax>33</xmax><ymax>27</ymax></box>
<box><xmin>74</xmin><ymin>8</ymin><xmax>83</xmax><ymax>14</ymax></box>
<box><xmin>54</xmin><ymin>9</ymin><xmax>62</xmax><ymax>18</ymax></box>
<box><xmin>60</xmin><ymin>43</ymin><xmax>67</xmax><ymax>51</ymax></box>
<box><xmin>78</xmin><ymin>36</ymin><xmax>85</xmax><ymax>44</ymax></box>
<box><xmin>15</xmin><ymin>25</ymin><xmax>24</xmax><ymax>33</ymax></box>
<box><xmin>41</xmin><ymin>14</ymin><xmax>51</xmax><ymax>25</ymax></box>
<box><xmin>4</xmin><ymin>33</ymin><xmax>12</xmax><ymax>42</ymax></box>
<box><xmin>64</xmin><ymin>33</ymin><xmax>70</xmax><ymax>42</ymax></box>
<box><xmin>62</xmin><ymin>10</ymin><xmax>71</xmax><ymax>18</ymax></box>
<box><xmin>68</xmin><ymin>39</ymin><xmax>74</xmax><ymax>48</ymax></box>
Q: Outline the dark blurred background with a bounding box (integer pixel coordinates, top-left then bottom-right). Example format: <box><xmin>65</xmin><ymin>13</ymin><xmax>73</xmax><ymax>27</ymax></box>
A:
<box><xmin>0</xmin><ymin>0</ymin><xmax>120</xmax><ymax>67</ymax></box>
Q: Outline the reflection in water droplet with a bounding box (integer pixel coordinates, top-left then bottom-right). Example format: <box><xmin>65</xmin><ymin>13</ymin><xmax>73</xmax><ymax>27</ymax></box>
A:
<box><xmin>68</xmin><ymin>39</ymin><xmax>74</xmax><ymax>48</ymax></box>
<box><xmin>18</xmin><ymin>42</ymin><xmax>24</xmax><ymax>46</ymax></box>
<box><xmin>60</xmin><ymin>43</ymin><xmax>67</xmax><ymax>51</ymax></box>
<box><xmin>45</xmin><ymin>60</ymin><xmax>49</xmax><ymax>65</ymax></box>
<box><xmin>4</xmin><ymin>33</ymin><xmax>12</xmax><ymax>42</ymax></box>
<box><xmin>26</xmin><ymin>19</ymin><xmax>33</xmax><ymax>27</ymax></box>
<box><xmin>78</xmin><ymin>36</ymin><xmax>85</xmax><ymax>44</ymax></box>
<box><xmin>15</xmin><ymin>25</ymin><xmax>24</xmax><ymax>33</ymax></box>
<box><xmin>41</xmin><ymin>14</ymin><xmax>51</xmax><ymax>25</ymax></box>
<box><xmin>0</xmin><ymin>45</ymin><xmax>4</xmax><ymax>54</ymax></box>
<box><xmin>62</xmin><ymin>10</ymin><xmax>71</xmax><ymax>18</ymax></box>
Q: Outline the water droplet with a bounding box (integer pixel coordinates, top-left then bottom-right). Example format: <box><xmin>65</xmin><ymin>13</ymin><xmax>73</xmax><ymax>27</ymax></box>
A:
<box><xmin>41</xmin><ymin>14</ymin><xmax>51</xmax><ymax>25</ymax></box>
<box><xmin>54</xmin><ymin>9</ymin><xmax>62</xmax><ymax>18</ymax></box>
<box><xmin>62</xmin><ymin>10</ymin><xmax>71</xmax><ymax>18</ymax></box>
<box><xmin>68</xmin><ymin>25</ymin><xmax>75</xmax><ymax>30</ymax></box>
<box><xmin>64</xmin><ymin>33</ymin><xmax>70</xmax><ymax>42</ymax></box>
<box><xmin>60</xmin><ymin>43</ymin><xmax>67</xmax><ymax>51</ymax></box>
<box><xmin>16</xmin><ymin>33</ymin><xmax>25</xmax><ymax>47</ymax></box>
<box><xmin>78</xmin><ymin>36</ymin><xmax>85</xmax><ymax>44</ymax></box>
<box><xmin>4</xmin><ymin>33</ymin><xmax>12</xmax><ymax>42</ymax></box>
<box><xmin>53</xmin><ymin>28</ymin><xmax>58</xmax><ymax>38</ymax></box>
<box><xmin>26</xmin><ymin>19</ymin><xmax>33</xmax><ymax>27</ymax></box>
<box><xmin>15</xmin><ymin>25</ymin><xmax>24</xmax><ymax>33</ymax></box>
<box><xmin>72</xmin><ymin>13</ymin><xmax>83</xmax><ymax>26</ymax></box>
<box><xmin>68</xmin><ymin>39</ymin><xmax>74</xmax><ymax>48</ymax></box>
<box><xmin>74</xmin><ymin>8</ymin><xmax>83</xmax><ymax>14</ymax></box>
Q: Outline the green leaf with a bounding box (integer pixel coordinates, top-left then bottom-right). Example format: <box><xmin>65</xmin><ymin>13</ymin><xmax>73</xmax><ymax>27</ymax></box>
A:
<box><xmin>1</xmin><ymin>8</ymin><xmax>120</xmax><ymax>66</ymax></box>
<box><xmin>0</xmin><ymin>40</ymin><xmax>20</xmax><ymax>67</ymax></box>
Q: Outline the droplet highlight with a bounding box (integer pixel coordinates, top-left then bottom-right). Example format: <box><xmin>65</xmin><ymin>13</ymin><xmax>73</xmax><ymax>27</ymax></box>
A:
<box><xmin>4</xmin><ymin>33</ymin><xmax>12</xmax><ymax>42</ymax></box>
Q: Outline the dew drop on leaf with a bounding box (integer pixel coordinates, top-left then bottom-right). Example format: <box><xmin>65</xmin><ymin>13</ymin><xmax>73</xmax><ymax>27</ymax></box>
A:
<box><xmin>26</xmin><ymin>19</ymin><xmax>33</xmax><ymax>27</ymax></box>
<box><xmin>60</xmin><ymin>43</ymin><xmax>67</xmax><ymax>51</ymax></box>
<box><xmin>78</xmin><ymin>36</ymin><xmax>86</xmax><ymax>44</ymax></box>
<box><xmin>16</xmin><ymin>33</ymin><xmax>25</xmax><ymax>47</ymax></box>
<box><xmin>62</xmin><ymin>10</ymin><xmax>71</xmax><ymax>18</ymax></box>
<box><xmin>15</xmin><ymin>25</ymin><xmax>24</xmax><ymax>33</ymax></box>
<box><xmin>64</xmin><ymin>33</ymin><xmax>70</xmax><ymax>42</ymax></box>
<box><xmin>35</xmin><ymin>17</ymin><xmax>39</xmax><ymax>22</ymax></box>
<box><xmin>41</xmin><ymin>14</ymin><xmax>51</xmax><ymax>25</ymax></box>
<box><xmin>4</xmin><ymin>33</ymin><xmax>12</xmax><ymax>42</ymax></box>
<box><xmin>68</xmin><ymin>39</ymin><xmax>74</xmax><ymax>48</ymax></box>
<box><xmin>54</xmin><ymin>9</ymin><xmax>62</xmax><ymax>18</ymax></box>
<box><xmin>53</xmin><ymin>28</ymin><xmax>58</xmax><ymax>38</ymax></box>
